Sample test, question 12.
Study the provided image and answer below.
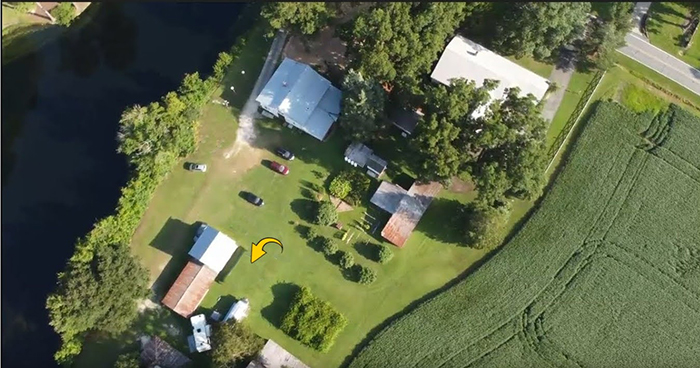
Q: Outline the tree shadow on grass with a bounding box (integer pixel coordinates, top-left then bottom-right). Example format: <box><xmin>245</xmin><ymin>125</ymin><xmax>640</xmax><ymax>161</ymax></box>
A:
<box><xmin>261</xmin><ymin>283</ymin><xmax>301</xmax><ymax>328</ymax></box>
<box><xmin>353</xmin><ymin>241</ymin><xmax>378</xmax><ymax>262</ymax></box>
<box><xmin>150</xmin><ymin>217</ymin><xmax>197</xmax><ymax>257</ymax></box>
<box><xmin>290</xmin><ymin>198</ymin><xmax>317</xmax><ymax>223</ymax></box>
<box><xmin>415</xmin><ymin>197</ymin><xmax>467</xmax><ymax>245</ymax></box>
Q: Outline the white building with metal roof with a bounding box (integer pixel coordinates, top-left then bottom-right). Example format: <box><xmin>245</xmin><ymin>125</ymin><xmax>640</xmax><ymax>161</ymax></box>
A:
<box><xmin>256</xmin><ymin>58</ymin><xmax>342</xmax><ymax>141</ymax></box>
<box><xmin>188</xmin><ymin>225</ymin><xmax>238</xmax><ymax>274</ymax></box>
<box><xmin>431</xmin><ymin>35</ymin><xmax>550</xmax><ymax>118</ymax></box>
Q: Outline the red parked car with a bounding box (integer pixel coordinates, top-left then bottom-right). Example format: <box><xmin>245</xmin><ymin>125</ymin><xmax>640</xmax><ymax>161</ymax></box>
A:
<box><xmin>270</xmin><ymin>161</ymin><xmax>289</xmax><ymax>175</ymax></box>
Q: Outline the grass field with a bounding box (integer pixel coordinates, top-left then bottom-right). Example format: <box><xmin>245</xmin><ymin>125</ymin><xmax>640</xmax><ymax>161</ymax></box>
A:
<box><xmin>349</xmin><ymin>100</ymin><xmax>700</xmax><ymax>367</ymax></box>
<box><xmin>506</xmin><ymin>54</ymin><xmax>554</xmax><ymax>78</ymax></box>
<box><xmin>593</xmin><ymin>57</ymin><xmax>700</xmax><ymax>115</ymax></box>
<box><xmin>647</xmin><ymin>2</ymin><xmax>700</xmax><ymax>68</ymax></box>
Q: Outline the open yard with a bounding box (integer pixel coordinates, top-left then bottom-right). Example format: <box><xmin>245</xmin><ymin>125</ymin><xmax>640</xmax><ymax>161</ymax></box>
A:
<box><xmin>124</xmin><ymin>99</ymin><xmax>488</xmax><ymax>367</ymax></box>
<box><xmin>506</xmin><ymin>54</ymin><xmax>555</xmax><ymax>79</ymax></box>
<box><xmin>349</xmin><ymin>100</ymin><xmax>700</xmax><ymax>367</ymax></box>
<box><xmin>647</xmin><ymin>2</ymin><xmax>700</xmax><ymax>68</ymax></box>
<box><xmin>74</xmin><ymin>23</ymin><xmax>492</xmax><ymax>368</ymax></box>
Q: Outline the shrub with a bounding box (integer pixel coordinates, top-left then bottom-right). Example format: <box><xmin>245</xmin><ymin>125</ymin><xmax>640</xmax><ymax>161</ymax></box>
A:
<box><xmin>211</xmin><ymin>321</ymin><xmax>264</xmax><ymax>368</ymax></box>
<box><xmin>314</xmin><ymin>201</ymin><xmax>338</xmax><ymax>226</ymax></box>
<box><xmin>321</xmin><ymin>237</ymin><xmax>338</xmax><ymax>256</ymax></box>
<box><xmin>281</xmin><ymin>286</ymin><xmax>347</xmax><ymax>351</ymax></box>
<box><xmin>356</xmin><ymin>265</ymin><xmax>377</xmax><ymax>285</ymax></box>
<box><xmin>338</xmin><ymin>250</ymin><xmax>355</xmax><ymax>269</ymax></box>
<box><xmin>463</xmin><ymin>201</ymin><xmax>511</xmax><ymax>250</ymax></box>
<box><xmin>212</xmin><ymin>52</ymin><xmax>233</xmax><ymax>81</ymax></box>
<box><xmin>377</xmin><ymin>244</ymin><xmax>394</xmax><ymax>264</ymax></box>
<box><xmin>114</xmin><ymin>352</ymin><xmax>139</xmax><ymax>368</ymax></box>
<box><xmin>10</xmin><ymin>2</ymin><xmax>35</xmax><ymax>13</ymax></box>
<box><xmin>51</xmin><ymin>3</ymin><xmax>76</xmax><ymax>26</ymax></box>
<box><xmin>306</xmin><ymin>227</ymin><xmax>319</xmax><ymax>240</ymax></box>
<box><xmin>329</xmin><ymin>175</ymin><xmax>352</xmax><ymax>198</ymax></box>
<box><xmin>344</xmin><ymin>170</ymin><xmax>372</xmax><ymax>205</ymax></box>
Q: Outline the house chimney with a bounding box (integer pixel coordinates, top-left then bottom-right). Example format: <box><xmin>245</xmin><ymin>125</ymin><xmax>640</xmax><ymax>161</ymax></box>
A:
<box><xmin>282</xmin><ymin>81</ymin><xmax>287</xmax><ymax>87</ymax></box>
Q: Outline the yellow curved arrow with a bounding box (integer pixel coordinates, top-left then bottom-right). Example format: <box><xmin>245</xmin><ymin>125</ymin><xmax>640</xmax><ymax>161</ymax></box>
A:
<box><xmin>251</xmin><ymin>237</ymin><xmax>283</xmax><ymax>263</ymax></box>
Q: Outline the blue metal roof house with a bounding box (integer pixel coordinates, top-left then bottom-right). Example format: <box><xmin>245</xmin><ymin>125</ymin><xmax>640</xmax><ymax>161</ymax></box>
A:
<box><xmin>255</xmin><ymin>58</ymin><xmax>342</xmax><ymax>141</ymax></box>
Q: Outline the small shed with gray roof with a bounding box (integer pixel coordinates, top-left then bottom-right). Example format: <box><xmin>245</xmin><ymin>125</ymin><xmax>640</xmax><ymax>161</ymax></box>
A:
<box><xmin>256</xmin><ymin>58</ymin><xmax>342</xmax><ymax>141</ymax></box>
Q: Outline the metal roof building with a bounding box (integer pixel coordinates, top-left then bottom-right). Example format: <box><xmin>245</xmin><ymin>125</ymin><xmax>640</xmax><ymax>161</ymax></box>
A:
<box><xmin>431</xmin><ymin>35</ymin><xmax>550</xmax><ymax>118</ymax></box>
<box><xmin>245</xmin><ymin>340</ymin><xmax>310</xmax><ymax>368</ymax></box>
<box><xmin>139</xmin><ymin>335</ymin><xmax>191</xmax><ymax>368</ymax></box>
<box><xmin>370</xmin><ymin>181</ymin><xmax>442</xmax><ymax>247</ymax></box>
<box><xmin>161</xmin><ymin>261</ymin><xmax>218</xmax><ymax>318</ymax></box>
<box><xmin>223</xmin><ymin>298</ymin><xmax>250</xmax><ymax>322</ymax></box>
<box><xmin>256</xmin><ymin>58</ymin><xmax>342</xmax><ymax>141</ymax></box>
<box><xmin>189</xmin><ymin>226</ymin><xmax>238</xmax><ymax>274</ymax></box>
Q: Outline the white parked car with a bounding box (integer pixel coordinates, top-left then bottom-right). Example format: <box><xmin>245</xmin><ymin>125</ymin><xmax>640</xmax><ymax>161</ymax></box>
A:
<box><xmin>187</xmin><ymin>163</ymin><xmax>207</xmax><ymax>172</ymax></box>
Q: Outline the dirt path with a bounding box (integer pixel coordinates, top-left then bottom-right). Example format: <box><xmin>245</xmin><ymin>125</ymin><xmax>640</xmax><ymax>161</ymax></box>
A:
<box><xmin>225</xmin><ymin>29</ymin><xmax>288</xmax><ymax>159</ymax></box>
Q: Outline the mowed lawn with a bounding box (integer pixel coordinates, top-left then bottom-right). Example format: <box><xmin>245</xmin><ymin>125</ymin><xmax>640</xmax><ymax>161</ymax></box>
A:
<box><xmin>130</xmin><ymin>109</ymin><xmax>489</xmax><ymax>367</ymax></box>
<box><xmin>125</xmin><ymin>39</ymin><xmax>489</xmax><ymax>368</ymax></box>
<box><xmin>507</xmin><ymin>54</ymin><xmax>554</xmax><ymax>78</ymax></box>
<box><xmin>647</xmin><ymin>2</ymin><xmax>700</xmax><ymax>68</ymax></box>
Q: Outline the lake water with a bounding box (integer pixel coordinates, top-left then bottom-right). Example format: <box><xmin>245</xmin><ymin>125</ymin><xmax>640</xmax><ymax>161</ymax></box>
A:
<box><xmin>1</xmin><ymin>3</ymin><xmax>247</xmax><ymax>367</ymax></box>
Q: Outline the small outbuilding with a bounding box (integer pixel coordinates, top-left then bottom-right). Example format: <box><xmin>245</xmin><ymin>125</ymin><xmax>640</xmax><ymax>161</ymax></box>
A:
<box><xmin>140</xmin><ymin>335</ymin><xmax>191</xmax><ymax>368</ymax></box>
<box><xmin>162</xmin><ymin>225</ymin><xmax>239</xmax><ymax>318</ymax></box>
<box><xmin>223</xmin><ymin>298</ymin><xmax>250</xmax><ymax>323</ymax></box>
<box><xmin>189</xmin><ymin>226</ymin><xmax>239</xmax><ymax>274</ymax></box>
<box><xmin>256</xmin><ymin>58</ymin><xmax>342</xmax><ymax>141</ymax></box>
<box><xmin>344</xmin><ymin>142</ymin><xmax>387</xmax><ymax>178</ymax></box>
<box><xmin>245</xmin><ymin>340</ymin><xmax>310</xmax><ymax>368</ymax></box>
<box><xmin>370</xmin><ymin>181</ymin><xmax>442</xmax><ymax>247</ymax></box>
<box><xmin>390</xmin><ymin>107</ymin><xmax>424</xmax><ymax>136</ymax></box>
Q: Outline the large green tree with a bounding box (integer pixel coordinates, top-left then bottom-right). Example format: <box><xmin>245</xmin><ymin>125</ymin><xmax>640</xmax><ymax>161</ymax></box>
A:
<box><xmin>46</xmin><ymin>244</ymin><xmax>149</xmax><ymax>362</ymax></box>
<box><xmin>211</xmin><ymin>322</ymin><xmax>264</xmax><ymax>368</ymax></box>
<box><xmin>471</xmin><ymin>87</ymin><xmax>548</xmax><ymax>205</ymax></box>
<box><xmin>581</xmin><ymin>2</ymin><xmax>634</xmax><ymax>70</ymax></box>
<box><xmin>343</xmin><ymin>3</ymin><xmax>468</xmax><ymax>88</ymax></box>
<box><xmin>411</xmin><ymin>79</ymin><xmax>494</xmax><ymax>182</ymax></box>
<box><xmin>493</xmin><ymin>2</ymin><xmax>591</xmax><ymax>60</ymax></box>
<box><xmin>463</xmin><ymin>201</ymin><xmax>511</xmax><ymax>249</ymax></box>
<box><xmin>338</xmin><ymin>69</ymin><xmax>387</xmax><ymax>142</ymax></box>
<box><xmin>261</xmin><ymin>2</ymin><xmax>331</xmax><ymax>35</ymax></box>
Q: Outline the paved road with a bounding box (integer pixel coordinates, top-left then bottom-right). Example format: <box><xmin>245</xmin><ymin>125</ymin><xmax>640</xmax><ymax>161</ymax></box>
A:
<box><xmin>617</xmin><ymin>2</ymin><xmax>700</xmax><ymax>96</ymax></box>
<box><xmin>542</xmin><ymin>51</ymin><xmax>577</xmax><ymax>122</ymax></box>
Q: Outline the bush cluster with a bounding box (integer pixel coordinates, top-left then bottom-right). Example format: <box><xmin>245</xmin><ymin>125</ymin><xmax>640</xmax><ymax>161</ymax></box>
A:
<box><xmin>281</xmin><ymin>286</ymin><xmax>347</xmax><ymax>352</ymax></box>
<box><xmin>355</xmin><ymin>264</ymin><xmax>377</xmax><ymax>285</ymax></box>
<box><xmin>377</xmin><ymin>244</ymin><xmax>394</xmax><ymax>264</ymax></box>
<box><xmin>328</xmin><ymin>170</ymin><xmax>372</xmax><ymax>205</ymax></box>
<box><xmin>320</xmin><ymin>237</ymin><xmax>338</xmax><ymax>256</ymax></box>
<box><xmin>314</xmin><ymin>200</ymin><xmax>338</xmax><ymax>226</ymax></box>
<box><xmin>338</xmin><ymin>250</ymin><xmax>355</xmax><ymax>269</ymax></box>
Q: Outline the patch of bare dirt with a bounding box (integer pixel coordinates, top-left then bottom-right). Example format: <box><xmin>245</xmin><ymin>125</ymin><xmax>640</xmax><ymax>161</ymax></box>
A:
<box><xmin>283</xmin><ymin>26</ymin><xmax>348</xmax><ymax>80</ymax></box>
<box><xmin>330</xmin><ymin>196</ymin><xmax>354</xmax><ymax>212</ymax></box>
<box><xmin>449</xmin><ymin>177</ymin><xmax>476</xmax><ymax>194</ymax></box>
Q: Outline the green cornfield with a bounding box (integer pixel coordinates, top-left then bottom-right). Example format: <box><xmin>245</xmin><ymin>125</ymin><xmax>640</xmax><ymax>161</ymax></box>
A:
<box><xmin>349</xmin><ymin>101</ymin><xmax>700</xmax><ymax>367</ymax></box>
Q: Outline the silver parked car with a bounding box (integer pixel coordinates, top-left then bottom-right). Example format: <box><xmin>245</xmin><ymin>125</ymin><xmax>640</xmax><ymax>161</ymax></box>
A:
<box><xmin>187</xmin><ymin>163</ymin><xmax>207</xmax><ymax>172</ymax></box>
